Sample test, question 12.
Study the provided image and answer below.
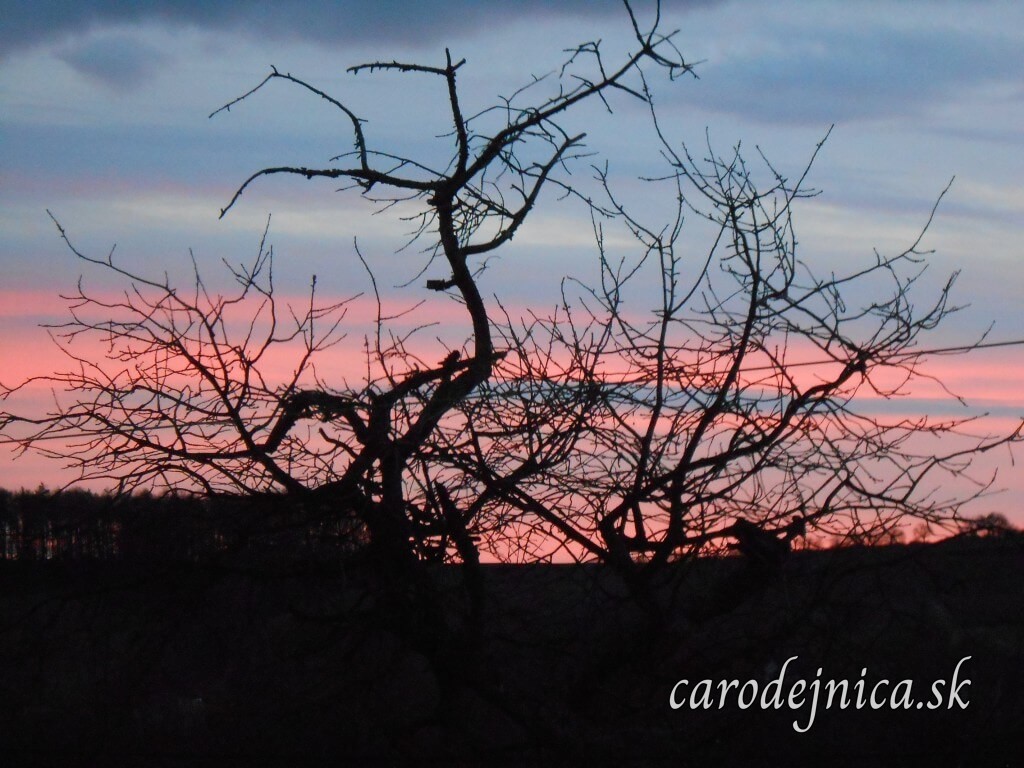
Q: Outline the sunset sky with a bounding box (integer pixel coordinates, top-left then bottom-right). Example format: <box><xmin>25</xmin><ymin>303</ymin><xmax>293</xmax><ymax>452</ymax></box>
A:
<box><xmin>1</xmin><ymin>1</ymin><xmax>1022</xmax><ymax>521</ymax></box>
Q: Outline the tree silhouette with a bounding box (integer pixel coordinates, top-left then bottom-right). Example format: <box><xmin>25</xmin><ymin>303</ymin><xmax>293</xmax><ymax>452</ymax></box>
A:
<box><xmin>431</xmin><ymin>129</ymin><xmax>1022</xmax><ymax>598</ymax></box>
<box><xmin>1</xmin><ymin>1</ymin><xmax>1019</xmax><ymax>604</ymax></box>
<box><xmin>5</xmin><ymin>6</ymin><xmax>1024</xmax><ymax>763</ymax></box>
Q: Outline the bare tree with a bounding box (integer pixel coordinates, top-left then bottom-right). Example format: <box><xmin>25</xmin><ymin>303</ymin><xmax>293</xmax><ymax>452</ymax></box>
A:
<box><xmin>0</xmin><ymin>9</ymin><xmax>701</xmax><ymax>721</ymax></box>
<box><xmin>5</xmin><ymin>6</ymin><xmax>1024</xmax><ymax>758</ymax></box>
<box><xmin>429</xmin><ymin>130</ymin><xmax>1022</xmax><ymax>597</ymax></box>
<box><xmin>3</xmin><ymin>216</ymin><xmax>355</xmax><ymax>497</ymax></box>
<box><xmin>2</xmin><ymin>1</ymin><xmax>1019</xmax><ymax>608</ymax></box>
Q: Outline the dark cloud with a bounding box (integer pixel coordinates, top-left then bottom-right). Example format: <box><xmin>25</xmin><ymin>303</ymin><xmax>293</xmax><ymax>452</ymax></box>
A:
<box><xmin>686</xmin><ymin>23</ymin><xmax>1021</xmax><ymax>124</ymax></box>
<box><xmin>58</xmin><ymin>34</ymin><xmax>169</xmax><ymax>89</ymax></box>
<box><xmin>0</xmin><ymin>0</ymin><xmax>716</xmax><ymax>58</ymax></box>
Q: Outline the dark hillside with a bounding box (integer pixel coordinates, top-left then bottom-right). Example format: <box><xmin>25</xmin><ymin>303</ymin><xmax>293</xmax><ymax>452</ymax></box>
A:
<box><xmin>1</xmin><ymin>527</ymin><xmax>1021</xmax><ymax>766</ymax></box>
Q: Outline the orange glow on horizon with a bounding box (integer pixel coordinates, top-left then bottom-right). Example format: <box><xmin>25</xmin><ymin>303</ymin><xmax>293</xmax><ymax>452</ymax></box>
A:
<box><xmin>2</xmin><ymin>287</ymin><xmax>1022</xmax><ymax>525</ymax></box>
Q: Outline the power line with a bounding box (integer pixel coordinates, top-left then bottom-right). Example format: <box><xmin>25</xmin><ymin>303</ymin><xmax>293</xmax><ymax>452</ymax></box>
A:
<box><xmin>907</xmin><ymin>339</ymin><xmax>1024</xmax><ymax>355</ymax></box>
<box><xmin>740</xmin><ymin>338</ymin><xmax>1024</xmax><ymax>372</ymax></box>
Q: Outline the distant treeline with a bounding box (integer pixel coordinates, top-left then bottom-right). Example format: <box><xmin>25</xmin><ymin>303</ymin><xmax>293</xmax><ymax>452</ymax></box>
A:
<box><xmin>0</xmin><ymin>487</ymin><xmax>366</xmax><ymax>562</ymax></box>
<box><xmin>2</xmin><ymin>487</ymin><xmax>1017</xmax><ymax>563</ymax></box>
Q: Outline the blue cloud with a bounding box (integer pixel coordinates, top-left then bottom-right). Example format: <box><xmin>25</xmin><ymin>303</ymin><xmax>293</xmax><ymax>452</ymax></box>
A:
<box><xmin>58</xmin><ymin>35</ymin><xmax>169</xmax><ymax>90</ymax></box>
<box><xmin>2</xmin><ymin>0</ymin><xmax>710</xmax><ymax>58</ymax></box>
<box><xmin>681</xmin><ymin>20</ymin><xmax>1022</xmax><ymax>124</ymax></box>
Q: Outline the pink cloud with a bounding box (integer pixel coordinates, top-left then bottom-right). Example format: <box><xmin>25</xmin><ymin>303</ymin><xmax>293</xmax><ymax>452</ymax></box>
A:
<box><xmin>2</xmin><ymin>286</ymin><xmax>1021</xmax><ymax>529</ymax></box>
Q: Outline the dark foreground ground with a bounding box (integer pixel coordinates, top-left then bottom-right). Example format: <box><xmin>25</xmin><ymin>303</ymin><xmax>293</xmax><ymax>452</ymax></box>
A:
<box><xmin>1</xmin><ymin>535</ymin><xmax>1021</xmax><ymax>767</ymax></box>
